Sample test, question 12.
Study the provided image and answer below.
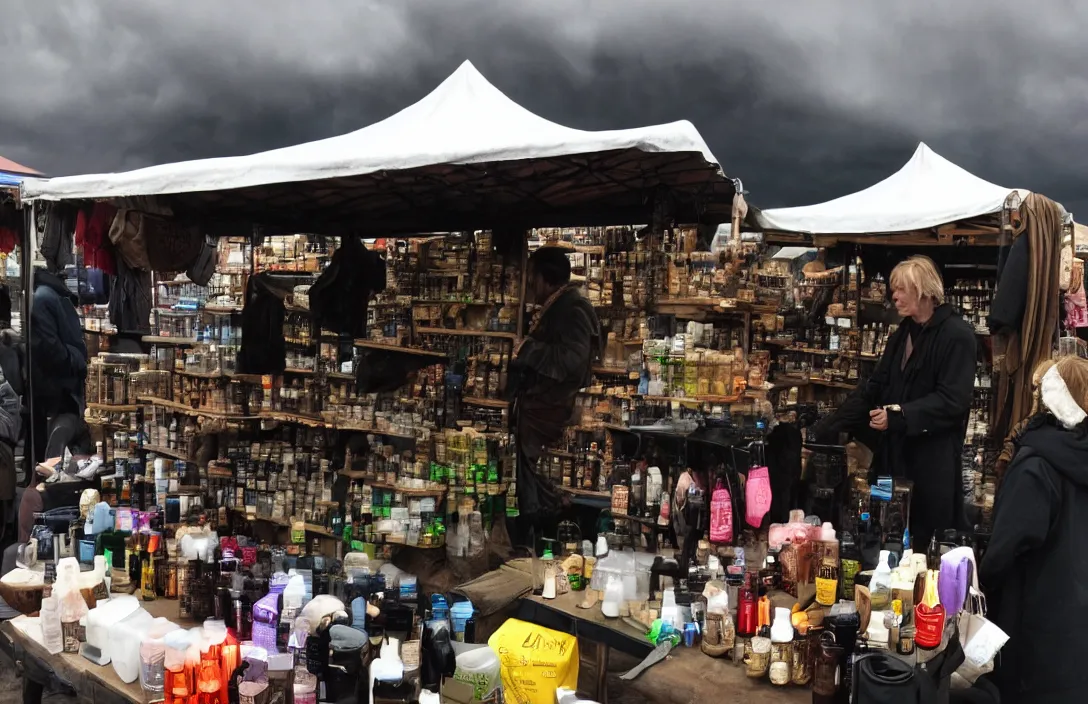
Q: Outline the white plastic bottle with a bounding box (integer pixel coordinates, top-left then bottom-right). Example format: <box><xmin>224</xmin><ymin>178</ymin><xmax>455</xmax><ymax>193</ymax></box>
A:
<box><xmin>870</xmin><ymin>549</ymin><xmax>893</xmax><ymax>609</ymax></box>
<box><xmin>40</xmin><ymin>594</ymin><xmax>63</xmax><ymax>655</ymax></box>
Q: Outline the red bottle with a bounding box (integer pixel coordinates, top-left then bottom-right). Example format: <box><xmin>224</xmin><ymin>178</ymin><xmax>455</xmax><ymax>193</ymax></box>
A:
<box><xmin>737</xmin><ymin>572</ymin><xmax>758</xmax><ymax>637</ymax></box>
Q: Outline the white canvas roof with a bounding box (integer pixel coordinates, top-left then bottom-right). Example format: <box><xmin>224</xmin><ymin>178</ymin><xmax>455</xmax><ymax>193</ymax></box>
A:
<box><xmin>756</xmin><ymin>143</ymin><xmax>1028</xmax><ymax>235</ymax></box>
<box><xmin>22</xmin><ymin>61</ymin><xmax>731</xmax><ymax>233</ymax></box>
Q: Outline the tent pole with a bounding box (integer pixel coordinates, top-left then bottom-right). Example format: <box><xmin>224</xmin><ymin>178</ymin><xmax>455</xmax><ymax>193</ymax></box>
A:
<box><xmin>516</xmin><ymin>230</ymin><xmax>529</xmax><ymax>341</ymax></box>
<box><xmin>22</xmin><ymin>202</ymin><xmax>35</xmax><ymax>483</ymax></box>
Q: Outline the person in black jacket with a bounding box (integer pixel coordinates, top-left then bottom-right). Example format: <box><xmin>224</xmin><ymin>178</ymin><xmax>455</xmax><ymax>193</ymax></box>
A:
<box><xmin>980</xmin><ymin>356</ymin><xmax>1088</xmax><ymax>704</ymax></box>
<box><xmin>508</xmin><ymin>248</ymin><xmax>601</xmax><ymax>543</ymax></box>
<box><xmin>814</xmin><ymin>256</ymin><xmax>976</xmax><ymax>548</ymax></box>
<box><xmin>30</xmin><ymin>267</ymin><xmax>87</xmax><ymax>463</ymax></box>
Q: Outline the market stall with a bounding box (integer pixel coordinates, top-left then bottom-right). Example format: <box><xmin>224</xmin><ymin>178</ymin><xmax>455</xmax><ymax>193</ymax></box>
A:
<box><xmin>9</xmin><ymin>60</ymin><xmax>774</xmax><ymax>704</ymax></box>
<box><xmin>751</xmin><ymin>142</ymin><xmax>1071</xmax><ymax>532</ymax></box>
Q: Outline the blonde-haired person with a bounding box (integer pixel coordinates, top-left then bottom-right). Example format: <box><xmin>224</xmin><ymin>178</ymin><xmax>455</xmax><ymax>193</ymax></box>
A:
<box><xmin>812</xmin><ymin>255</ymin><xmax>976</xmax><ymax>548</ymax></box>
<box><xmin>980</xmin><ymin>355</ymin><xmax>1088</xmax><ymax>704</ymax></box>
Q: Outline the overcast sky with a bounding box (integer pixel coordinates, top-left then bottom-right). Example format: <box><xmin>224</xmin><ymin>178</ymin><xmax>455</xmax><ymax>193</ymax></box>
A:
<box><xmin>2</xmin><ymin>1</ymin><xmax>1086</xmax><ymax>215</ymax></box>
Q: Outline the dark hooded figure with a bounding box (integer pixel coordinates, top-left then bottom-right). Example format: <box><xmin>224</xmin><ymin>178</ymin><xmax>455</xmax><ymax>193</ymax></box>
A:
<box><xmin>30</xmin><ymin>266</ymin><xmax>87</xmax><ymax>463</ymax></box>
<box><xmin>813</xmin><ymin>255</ymin><xmax>976</xmax><ymax>548</ymax></box>
<box><xmin>508</xmin><ymin>247</ymin><xmax>601</xmax><ymax>545</ymax></box>
<box><xmin>981</xmin><ymin>356</ymin><xmax>1088</xmax><ymax>704</ymax></box>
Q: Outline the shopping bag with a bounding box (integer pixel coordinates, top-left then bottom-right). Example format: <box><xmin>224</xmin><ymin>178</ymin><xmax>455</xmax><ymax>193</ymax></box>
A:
<box><xmin>955</xmin><ymin>551</ymin><xmax>1008</xmax><ymax>684</ymax></box>
<box><xmin>487</xmin><ymin>619</ymin><xmax>578</xmax><ymax>704</ymax></box>
<box><xmin>745</xmin><ymin>465</ymin><xmax>772</xmax><ymax>528</ymax></box>
<box><xmin>709</xmin><ymin>479</ymin><xmax>733</xmax><ymax>544</ymax></box>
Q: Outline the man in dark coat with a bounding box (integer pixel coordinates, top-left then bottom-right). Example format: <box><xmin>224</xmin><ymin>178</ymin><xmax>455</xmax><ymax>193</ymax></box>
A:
<box><xmin>980</xmin><ymin>357</ymin><xmax>1088</xmax><ymax>704</ymax></box>
<box><xmin>815</xmin><ymin>256</ymin><xmax>976</xmax><ymax>548</ymax></box>
<box><xmin>30</xmin><ymin>267</ymin><xmax>87</xmax><ymax>463</ymax></box>
<box><xmin>508</xmin><ymin>247</ymin><xmax>601</xmax><ymax>544</ymax></box>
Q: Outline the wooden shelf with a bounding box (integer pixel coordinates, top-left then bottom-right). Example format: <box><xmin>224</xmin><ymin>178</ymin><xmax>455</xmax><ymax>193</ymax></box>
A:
<box><xmin>141</xmin><ymin>445</ymin><xmax>189</xmax><ymax>461</ymax></box>
<box><xmin>558</xmin><ymin>485</ymin><xmax>610</xmax><ymax>500</ymax></box>
<box><xmin>338</xmin><ymin>473</ymin><xmax>449</xmax><ymax>496</ymax></box>
<box><xmin>354</xmin><ymin>340</ymin><xmax>448</xmax><ymax>360</ymax></box>
<box><xmin>305</xmin><ymin>524</ymin><xmax>340</xmax><ymax>539</ymax></box>
<box><xmin>415</xmin><ymin>327</ymin><xmax>517</xmax><ymax>340</ymax></box>
<box><xmin>260</xmin><ymin>410</ymin><xmax>326</xmax><ymax>427</ymax></box>
<box><xmin>138</xmin><ymin>396</ymin><xmax>257</xmax><ymax>420</ymax></box>
<box><xmin>143</xmin><ymin>336</ymin><xmax>198</xmax><ymax>346</ymax></box>
<box><xmin>592</xmin><ymin>366</ymin><xmax>632</xmax><ymax>376</ymax></box>
<box><xmin>86</xmin><ymin>403</ymin><xmax>139</xmax><ymax>412</ymax></box>
<box><xmin>462</xmin><ymin>397</ymin><xmax>509</xmax><ymax>409</ymax></box>
<box><xmin>771</xmin><ymin>377</ymin><xmax>857</xmax><ymax>391</ymax></box>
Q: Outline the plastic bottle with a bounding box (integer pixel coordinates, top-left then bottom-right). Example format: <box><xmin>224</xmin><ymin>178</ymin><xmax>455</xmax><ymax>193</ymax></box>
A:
<box><xmin>870</xmin><ymin>549</ymin><xmax>893</xmax><ymax>610</ymax></box>
<box><xmin>736</xmin><ymin>572</ymin><xmax>758</xmax><ymax>637</ymax></box>
<box><xmin>542</xmin><ymin>547</ymin><xmax>557</xmax><ymax>600</ymax></box>
<box><xmin>163</xmin><ymin>629</ymin><xmax>195</xmax><ymax>704</ymax></box>
<box><xmin>839</xmin><ymin>532</ymin><xmax>861</xmax><ymax>601</ymax></box>
<box><xmin>40</xmin><ymin>594</ymin><xmax>63</xmax><ymax>655</ymax></box>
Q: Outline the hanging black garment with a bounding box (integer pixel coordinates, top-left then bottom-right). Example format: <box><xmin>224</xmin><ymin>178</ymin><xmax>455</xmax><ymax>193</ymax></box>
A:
<box><xmin>355</xmin><ymin>348</ymin><xmax>447</xmax><ymax>394</ymax></box>
<box><xmin>990</xmin><ymin>234</ymin><xmax>1029</xmax><ymax>333</ymax></box>
<box><xmin>237</xmin><ymin>273</ymin><xmax>291</xmax><ymax>375</ymax></box>
<box><xmin>108</xmin><ymin>256</ymin><xmax>152</xmax><ymax>333</ymax></box>
<box><xmin>765</xmin><ymin>423</ymin><xmax>802</xmax><ymax>525</ymax></box>
<box><xmin>309</xmin><ymin>237</ymin><xmax>386</xmax><ymax>339</ymax></box>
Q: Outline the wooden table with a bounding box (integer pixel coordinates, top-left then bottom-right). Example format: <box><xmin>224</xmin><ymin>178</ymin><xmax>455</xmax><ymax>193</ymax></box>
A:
<box><xmin>2</xmin><ymin>599</ymin><xmax>188</xmax><ymax>704</ymax></box>
<box><xmin>517</xmin><ymin>591</ymin><xmax>810</xmax><ymax>704</ymax></box>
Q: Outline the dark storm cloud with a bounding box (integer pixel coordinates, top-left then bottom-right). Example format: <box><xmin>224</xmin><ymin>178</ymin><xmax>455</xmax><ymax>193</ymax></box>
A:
<box><xmin>2</xmin><ymin>0</ymin><xmax>1087</xmax><ymax>214</ymax></box>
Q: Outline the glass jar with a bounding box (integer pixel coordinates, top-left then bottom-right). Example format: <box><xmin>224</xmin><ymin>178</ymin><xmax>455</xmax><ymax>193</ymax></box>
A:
<box><xmin>769</xmin><ymin>640</ymin><xmax>793</xmax><ymax>685</ymax></box>
<box><xmin>791</xmin><ymin>634</ymin><xmax>814</xmax><ymax>686</ymax></box>
<box><xmin>744</xmin><ymin>636</ymin><xmax>771</xmax><ymax>679</ymax></box>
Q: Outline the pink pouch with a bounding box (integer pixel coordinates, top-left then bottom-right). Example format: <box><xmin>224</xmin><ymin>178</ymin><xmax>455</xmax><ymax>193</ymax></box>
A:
<box><xmin>710</xmin><ymin>479</ymin><xmax>734</xmax><ymax>544</ymax></box>
<box><xmin>745</xmin><ymin>465</ymin><xmax>773</xmax><ymax>528</ymax></box>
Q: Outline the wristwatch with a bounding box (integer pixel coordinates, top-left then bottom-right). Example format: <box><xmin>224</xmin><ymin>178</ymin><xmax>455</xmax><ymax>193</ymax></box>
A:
<box><xmin>883</xmin><ymin>404</ymin><xmax>902</xmax><ymax>413</ymax></box>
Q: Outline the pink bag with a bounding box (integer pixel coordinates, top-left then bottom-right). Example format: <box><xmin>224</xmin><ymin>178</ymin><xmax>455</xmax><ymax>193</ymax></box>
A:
<box><xmin>745</xmin><ymin>465</ymin><xmax>773</xmax><ymax>528</ymax></box>
<box><xmin>710</xmin><ymin>479</ymin><xmax>734</xmax><ymax>544</ymax></box>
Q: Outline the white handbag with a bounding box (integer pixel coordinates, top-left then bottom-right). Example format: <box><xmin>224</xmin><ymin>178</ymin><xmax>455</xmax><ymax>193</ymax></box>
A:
<box><xmin>955</xmin><ymin>551</ymin><xmax>1009</xmax><ymax>684</ymax></box>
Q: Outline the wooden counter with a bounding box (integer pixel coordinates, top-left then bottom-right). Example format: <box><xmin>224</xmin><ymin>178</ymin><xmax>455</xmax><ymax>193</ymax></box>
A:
<box><xmin>519</xmin><ymin>591</ymin><xmax>810</xmax><ymax>704</ymax></box>
<box><xmin>2</xmin><ymin>599</ymin><xmax>189</xmax><ymax>704</ymax></box>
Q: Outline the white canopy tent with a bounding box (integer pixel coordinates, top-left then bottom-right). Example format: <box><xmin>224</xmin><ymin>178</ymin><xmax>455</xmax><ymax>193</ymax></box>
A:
<box><xmin>755</xmin><ymin>143</ymin><xmax>1028</xmax><ymax>236</ymax></box>
<box><xmin>23</xmin><ymin>61</ymin><xmax>733</xmax><ymax>234</ymax></box>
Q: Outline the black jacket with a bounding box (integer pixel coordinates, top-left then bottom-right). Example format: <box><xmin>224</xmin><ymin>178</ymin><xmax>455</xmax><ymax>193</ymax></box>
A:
<box><xmin>509</xmin><ymin>288</ymin><xmax>601</xmax><ymax>448</ymax></box>
<box><xmin>979</xmin><ymin>418</ymin><xmax>1088</xmax><ymax>703</ymax></box>
<box><xmin>819</xmin><ymin>304</ymin><xmax>976</xmax><ymax>546</ymax></box>
<box><xmin>31</xmin><ymin>269</ymin><xmax>87</xmax><ymax>412</ymax></box>
<box><xmin>237</xmin><ymin>273</ymin><xmax>290</xmax><ymax>375</ymax></box>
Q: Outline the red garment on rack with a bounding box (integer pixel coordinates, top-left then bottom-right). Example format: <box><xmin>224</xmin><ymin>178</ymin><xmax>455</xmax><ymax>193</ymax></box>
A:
<box><xmin>75</xmin><ymin>203</ymin><xmax>117</xmax><ymax>275</ymax></box>
<box><xmin>0</xmin><ymin>227</ymin><xmax>18</xmax><ymax>254</ymax></box>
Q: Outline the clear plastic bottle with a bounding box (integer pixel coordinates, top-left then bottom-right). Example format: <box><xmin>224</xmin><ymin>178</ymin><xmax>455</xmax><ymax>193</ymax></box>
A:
<box><xmin>870</xmin><ymin>549</ymin><xmax>893</xmax><ymax>610</ymax></box>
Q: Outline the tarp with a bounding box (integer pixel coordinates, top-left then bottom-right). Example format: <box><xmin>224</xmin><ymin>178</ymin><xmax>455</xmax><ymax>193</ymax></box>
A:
<box><xmin>756</xmin><ymin>143</ymin><xmax>1028</xmax><ymax>235</ymax></box>
<box><xmin>21</xmin><ymin>61</ymin><xmax>725</xmax><ymax>220</ymax></box>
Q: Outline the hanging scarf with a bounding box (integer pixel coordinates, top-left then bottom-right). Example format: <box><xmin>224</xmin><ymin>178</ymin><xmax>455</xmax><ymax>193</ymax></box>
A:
<box><xmin>514</xmin><ymin>284</ymin><xmax>581</xmax><ymax>357</ymax></box>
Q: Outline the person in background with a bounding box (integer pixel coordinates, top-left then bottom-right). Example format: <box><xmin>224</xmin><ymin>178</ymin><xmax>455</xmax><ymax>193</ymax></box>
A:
<box><xmin>30</xmin><ymin>266</ymin><xmax>87</xmax><ymax>465</ymax></box>
<box><xmin>508</xmin><ymin>247</ymin><xmax>601</xmax><ymax>549</ymax></box>
<box><xmin>813</xmin><ymin>255</ymin><xmax>976</xmax><ymax>548</ymax></box>
<box><xmin>981</xmin><ymin>356</ymin><xmax>1088</xmax><ymax>704</ymax></box>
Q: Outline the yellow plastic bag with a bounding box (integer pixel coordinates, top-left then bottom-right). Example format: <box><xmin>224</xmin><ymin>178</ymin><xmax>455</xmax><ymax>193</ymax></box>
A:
<box><xmin>487</xmin><ymin>618</ymin><xmax>579</xmax><ymax>704</ymax></box>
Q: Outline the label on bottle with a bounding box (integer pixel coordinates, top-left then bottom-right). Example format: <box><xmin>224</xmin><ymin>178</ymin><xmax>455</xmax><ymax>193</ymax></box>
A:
<box><xmin>840</xmin><ymin>559</ymin><xmax>860</xmax><ymax>599</ymax></box>
<box><xmin>815</xmin><ymin>576</ymin><xmax>838</xmax><ymax>607</ymax></box>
